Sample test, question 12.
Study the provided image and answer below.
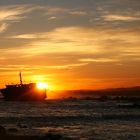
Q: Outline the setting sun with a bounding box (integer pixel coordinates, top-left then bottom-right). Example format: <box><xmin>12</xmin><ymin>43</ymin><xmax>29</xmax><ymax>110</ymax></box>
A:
<box><xmin>36</xmin><ymin>82</ymin><xmax>48</xmax><ymax>89</ymax></box>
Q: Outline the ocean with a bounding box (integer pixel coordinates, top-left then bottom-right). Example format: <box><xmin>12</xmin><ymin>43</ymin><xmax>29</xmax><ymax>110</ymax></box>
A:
<box><xmin>0</xmin><ymin>99</ymin><xmax>140</xmax><ymax>140</ymax></box>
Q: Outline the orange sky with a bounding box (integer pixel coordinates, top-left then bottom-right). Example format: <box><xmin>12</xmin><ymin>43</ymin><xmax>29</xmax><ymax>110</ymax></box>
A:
<box><xmin>0</xmin><ymin>0</ymin><xmax>140</xmax><ymax>90</ymax></box>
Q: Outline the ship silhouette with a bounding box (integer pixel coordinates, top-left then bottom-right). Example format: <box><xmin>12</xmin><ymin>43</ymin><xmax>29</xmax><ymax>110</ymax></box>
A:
<box><xmin>0</xmin><ymin>72</ymin><xmax>47</xmax><ymax>101</ymax></box>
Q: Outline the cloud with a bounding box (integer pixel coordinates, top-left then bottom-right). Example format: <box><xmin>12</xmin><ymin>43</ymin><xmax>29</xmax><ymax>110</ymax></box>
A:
<box><xmin>11</xmin><ymin>34</ymin><xmax>37</xmax><ymax>39</ymax></box>
<box><xmin>48</xmin><ymin>16</ymin><xmax>57</xmax><ymax>20</ymax></box>
<box><xmin>69</xmin><ymin>11</ymin><xmax>88</xmax><ymax>16</ymax></box>
<box><xmin>6</xmin><ymin>26</ymin><xmax>140</xmax><ymax>60</ymax></box>
<box><xmin>0</xmin><ymin>6</ymin><xmax>26</xmax><ymax>22</ymax></box>
<box><xmin>0</xmin><ymin>62</ymin><xmax>88</xmax><ymax>73</ymax></box>
<box><xmin>0</xmin><ymin>23</ymin><xmax>9</xmax><ymax>33</ymax></box>
<box><xmin>79</xmin><ymin>58</ymin><xmax>120</xmax><ymax>63</ymax></box>
<box><xmin>0</xmin><ymin>5</ymin><xmax>43</xmax><ymax>22</ymax></box>
<box><xmin>46</xmin><ymin>63</ymin><xmax>88</xmax><ymax>69</ymax></box>
<box><xmin>15</xmin><ymin>27</ymin><xmax>100</xmax><ymax>54</ymax></box>
<box><xmin>44</xmin><ymin>6</ymin><xmax>88</xmax><ymax>17</ymax></box>
<box><xmin>44</xmin><ymin>7</ymin><xmax>69</xmax><ymax>15</ymax></box>
<box><xmin>103</xmin><ymin>14</ymin><xmax>140</xmax><ymax>21</ymax></box>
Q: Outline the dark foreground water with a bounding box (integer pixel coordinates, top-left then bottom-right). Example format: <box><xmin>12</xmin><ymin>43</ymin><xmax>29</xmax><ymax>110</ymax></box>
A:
<box><xmin>0</xmin><ymin>99</ymin><xmax>140</xmax><ymax>140</ymax></box>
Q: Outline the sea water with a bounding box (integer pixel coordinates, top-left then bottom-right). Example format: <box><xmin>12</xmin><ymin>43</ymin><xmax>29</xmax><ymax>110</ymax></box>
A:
<box><xmin>0</xmin><ymin>99</ymin><xmax>140</xmax><ymax>139</ymax></box>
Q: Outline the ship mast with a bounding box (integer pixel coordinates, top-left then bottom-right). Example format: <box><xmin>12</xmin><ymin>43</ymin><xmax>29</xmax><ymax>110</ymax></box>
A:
<box><xmin>19</xmin><ymin>72</ymin><xmax>23</xmax><ymax>85</ymax></box>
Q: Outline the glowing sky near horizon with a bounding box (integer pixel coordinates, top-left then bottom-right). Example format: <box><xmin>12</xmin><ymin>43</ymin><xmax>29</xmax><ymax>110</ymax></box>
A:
<box><xmin>0</xmin><ymin>0</ymin><xmax>140</xmax><ymax>90</ymax></box>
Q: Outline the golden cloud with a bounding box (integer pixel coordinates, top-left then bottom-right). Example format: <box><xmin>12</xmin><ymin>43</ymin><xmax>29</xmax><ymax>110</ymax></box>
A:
<box><xmin>0</xmin><ymin>23</ymin><xmax>9</xmax><ymax>33</ymax></box>
<box><xmin>0</xmin><ymin>5</ymin><xmax>44</xmax><ymax>22</ymax></box>
<box><xmin>79</xmin><ymin>58</ymin><xmax>120</xmax><ymax>63</ymax></box>
<box><xmin>103</xmin><ymin>14</ymin><xmax>140</xmax><ymax>21</ymax></box>
<box><xmin>7</xmin><ymin>26</ymin><xmax>140</xmax><ymax>58</ymax></box>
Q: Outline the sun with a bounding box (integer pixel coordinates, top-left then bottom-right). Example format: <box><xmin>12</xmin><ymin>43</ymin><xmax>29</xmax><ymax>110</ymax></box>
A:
<box><xmin>36</xmin><ymin>82</ymin><xmax>48</xmax><ymax>89</ymax></box>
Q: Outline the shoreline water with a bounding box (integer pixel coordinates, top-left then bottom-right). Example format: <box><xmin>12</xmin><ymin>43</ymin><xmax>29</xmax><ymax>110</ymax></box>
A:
<box><xmin>0</xmin><ymin>99</ymin><xmax>140</xmax><ymax>139</ymax></box>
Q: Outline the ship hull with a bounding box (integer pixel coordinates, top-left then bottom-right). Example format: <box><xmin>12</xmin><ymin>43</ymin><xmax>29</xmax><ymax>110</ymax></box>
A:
<box><xmin>1</xmin><ymin>84</ymin><xmax>46</xmax><ymax>101</ymax></box>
